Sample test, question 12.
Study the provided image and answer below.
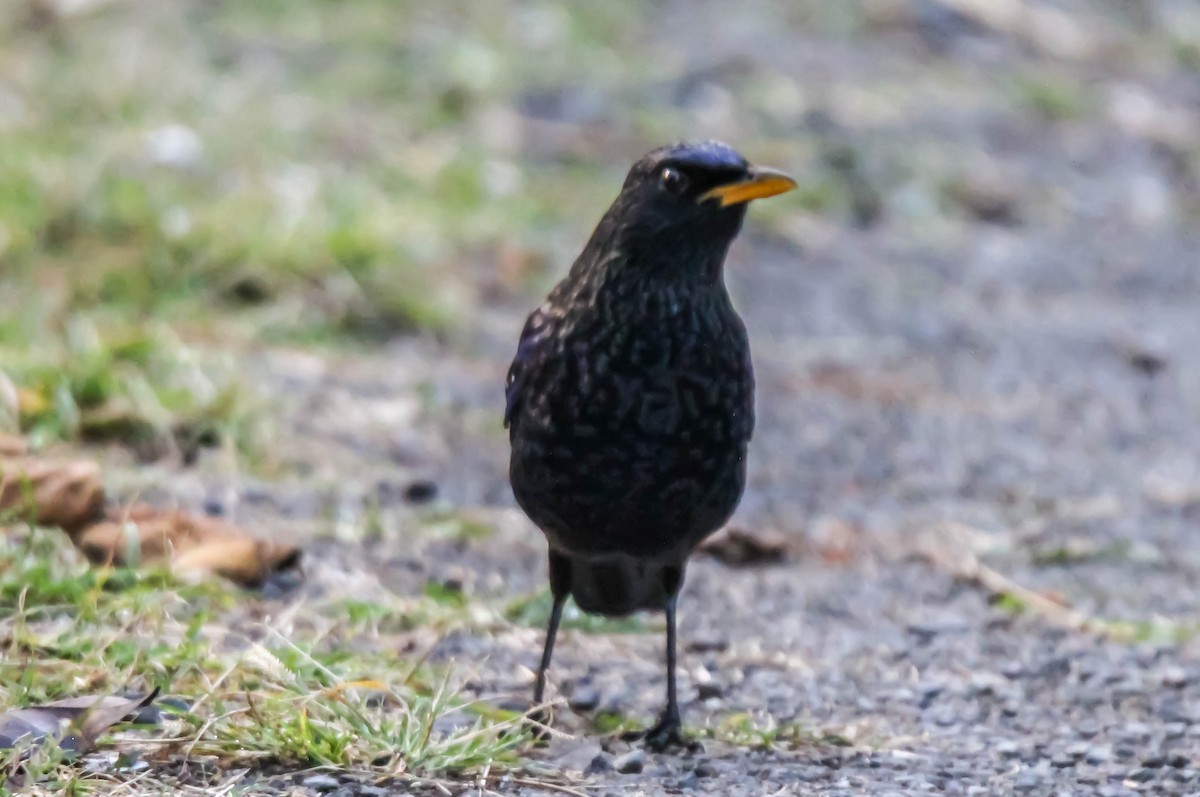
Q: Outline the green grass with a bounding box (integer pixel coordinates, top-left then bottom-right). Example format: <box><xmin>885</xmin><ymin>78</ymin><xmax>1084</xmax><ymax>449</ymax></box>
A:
<box><xmin>4</xmin><ymin>321</ymin><xmax>262</xmax><ymax>463</ymax></box>
<box><xmin>0</xmin><ymin>0</ymin><xmax>657</xmax><ymax>344</ymax></box>
<box><xmin>0</xmin><ymin>526</ymin><xmax>531</xmax><ymax>794</ymax></box>
<box><xmin>1030</xmin><ymin>539</ymin><xmax>1135</xmax><ymax>567</ymax></box>
<box><xmin>704</xmin><ymin>713</ymin><xmax>854</xmax><ymax>750</ymax></box>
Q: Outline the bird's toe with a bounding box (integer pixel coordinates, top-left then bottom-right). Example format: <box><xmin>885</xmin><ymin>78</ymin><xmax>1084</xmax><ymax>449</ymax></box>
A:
<box><xmin>633</xmin><ymin>712</ymin><xmax>701</xmax><ymax>753</ymax></box>
<box><xmin>524</xmin><ymin>705</ymin><xmax>555</xmax><ymax>743</ymax></box>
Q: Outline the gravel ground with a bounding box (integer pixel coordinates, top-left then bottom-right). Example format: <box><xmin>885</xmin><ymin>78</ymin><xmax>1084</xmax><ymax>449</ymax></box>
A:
<box><xmin>137</xmin><ymin>1</ymin><xmax>1200</xmax><ymax>794</ymax></box>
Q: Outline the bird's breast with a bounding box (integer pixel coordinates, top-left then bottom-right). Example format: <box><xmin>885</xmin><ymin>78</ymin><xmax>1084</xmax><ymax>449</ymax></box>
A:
<box><xmin>508</xmin><ymin>289</ymin><xmax>754</xmax><ymax>558</ymax></box>
<box><xmin>510</xmin><ymin>292</ymin><xmax>754</xmax><ymax>480</ymax></box>
<box><xmin>552</xmin><ymin>295</ymin><xmax>750</xmax><ymax>438</ymax></box>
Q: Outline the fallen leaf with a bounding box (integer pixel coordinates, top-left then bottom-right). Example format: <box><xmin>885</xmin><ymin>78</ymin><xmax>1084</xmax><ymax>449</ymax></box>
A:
<box><xmin>0</xmin><ymin>456</ymin><xmax>106</xmax><ymax>533</ymax></box>
<box><xmin>76</xmin><ymin>505</ymin><xmax>301</xmax><ymax>588</ymax></box>
<box><xmin>700</xmin><ymin>526</ymin><xmax>791</xmax><ymax>567</ymax></box>
<box><xmin>0</xmin><ymin>689</ymin><xmax>159</xmax><ymax>755</ymax></box>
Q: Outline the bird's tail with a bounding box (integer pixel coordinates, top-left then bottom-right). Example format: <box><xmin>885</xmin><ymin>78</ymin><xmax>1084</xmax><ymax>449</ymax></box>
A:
<box><xmin>564</xmin><ymin>555</ymin><xmax>682</xmax><ymax>617</ymax></box>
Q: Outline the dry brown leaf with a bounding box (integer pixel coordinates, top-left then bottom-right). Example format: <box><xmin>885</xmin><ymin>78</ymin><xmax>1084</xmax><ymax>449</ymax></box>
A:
<box><xmin>700</xmin><ymin>526</ymin><xmax>791</xmax><ymax>567</ymax></box>
<box><xmin>172</xmin><ymin>537</ymin><xmax>295</xmax><ymax>587</ymax></box>
<box><xmin>0</xmin><ymin>456</ymin><xmax>106</xmax><ymax>534</ymax></box>
<box><xmin>0</xmin><ymin>689</ymin><xmax>158</xmax><ymax>754</ymax></box>
<box><xmin>76</xmin><ymin>506</ymin><xmax>301</xmax><ymax>588</ymax></box>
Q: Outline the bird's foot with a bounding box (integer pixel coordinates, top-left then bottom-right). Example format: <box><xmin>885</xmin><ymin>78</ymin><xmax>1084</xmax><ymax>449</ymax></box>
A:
<box><xmin>644</xmin><ymin>721</ymin><xmax>694</xmax><ymax>753</ymax></box>
<box><xmin>622</xmin><ymin>710</ymin><xmax>702</xmax><ymax>753</ymax></box>
<box><xmin>524</xmin><ymin>705</ymin><xmax>555</xmax><ymax>743</ymax></box>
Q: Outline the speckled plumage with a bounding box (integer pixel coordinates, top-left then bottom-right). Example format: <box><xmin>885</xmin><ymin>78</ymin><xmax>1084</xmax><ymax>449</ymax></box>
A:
<box><xmin>505</xmin><ymin>141</ymin><xmax>792</xmax><ymax>749</ymax></box>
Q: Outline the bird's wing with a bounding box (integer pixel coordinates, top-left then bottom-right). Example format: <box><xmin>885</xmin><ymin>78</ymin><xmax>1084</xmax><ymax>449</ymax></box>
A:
<box><xmin>504</xmin><ymin>303</ymin><xmax>554</xmax><ymax>429</ymax></box>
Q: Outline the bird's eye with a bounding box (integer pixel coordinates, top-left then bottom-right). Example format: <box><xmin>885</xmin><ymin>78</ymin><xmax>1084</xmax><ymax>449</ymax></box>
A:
<box><xmin>659</xmin><ymin>167</ymin><xmax>688</xmax><ymax>195</ymax></box>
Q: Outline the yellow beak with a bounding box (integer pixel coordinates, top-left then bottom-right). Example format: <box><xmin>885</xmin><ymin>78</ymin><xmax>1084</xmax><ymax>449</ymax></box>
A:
<box><xmin>698</xmin><ymin>166</ymin><xmax>797</xmax><ymax>207</ymax></box>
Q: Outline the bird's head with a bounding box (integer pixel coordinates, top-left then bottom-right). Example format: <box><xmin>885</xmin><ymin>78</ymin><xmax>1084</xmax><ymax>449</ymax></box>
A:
<box><xmin>583</xmin><ymin>140</ymin><xmax>796</xmax><ymax>285</ymax></box>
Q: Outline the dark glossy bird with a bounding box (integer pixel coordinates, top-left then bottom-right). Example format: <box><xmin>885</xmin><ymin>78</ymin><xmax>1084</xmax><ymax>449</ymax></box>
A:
<box><xmin>504</xmin><ymin>140</ymin><xmax>795</xmax><ymax>750</ymax></box>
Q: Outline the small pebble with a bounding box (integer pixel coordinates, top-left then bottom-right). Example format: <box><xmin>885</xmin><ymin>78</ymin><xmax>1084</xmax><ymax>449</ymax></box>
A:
<box><xmin>1119</xmin><ymin>722</ymin><xmax>1152</xmax><ymax>742</ymax></box>
<box><xmin>403</xmin><ymin>480</ymin><xmax>438</xmax><ymax>503</ymax></box>
<box><xmin>996</xmin><ymin>741</ymin><xmax>1022</xmax><ymax>759</ymax></box>
<box><xmin>694</xmin><ymin>761</ymin><xmax>718</xmax><ymax>778</ymax></box>
<box><xmin>614</xmin><ymin>749</ymin><xmax>646</xmax><ymax>775</ymax></box>
<box><xmin>568</xmin><ymin>688</ymin><xmax>600</xmax><ymax>712</ymax></box>
<box><xmin>969</xmin><ymin>672</ymin><xmax>1006</xmax><ymax>696</ymax></box>
<box><xmin>302</xmin><ymin>774</ymin><xmax>340</xmax><ymax>793</ymax></box>
<box><xmin>1065</xmin><ymin>741</ymin><xmax>1090</xmax><ymax>759</ymax></box>
<box><xmin>1157</xmin><ymin>699</ymin><xmax>1195</xmax><ymax>723</ymax></box>
<box><xmin>686</xmin><ymin>637</ymin><xmax>729</xmax><ymax>654</ymax></box>
<box><xmin>1035</xmin><ymin>657</ymin><xmax>1071</xmax><ymax>679</ymax></box>
<box><xmin>1160</xmin><ymin>667</ymin><xmax>1191</xmax><ymax>688</ymax></box>
<box><xmin>905</xmin><ymin>623</ymin><xmax>939</xmax><ymax>642</ymax></box>
<box><xmin>1013</xmin><ymin>771</ymin><xmax>1041</xmax><ymax>791</ymax></box>
<box><xmin>1001</xmin><ymin>662</ymin><xmax>1025</xmax><ymax>680</ymax></box>
<box><xmin>585</xmin><ymin>753</ymin><xmax>613</xmax><ymax>775</ymax></box>
<box><xmin>356</xmin><ymin>787</ymin><xmax>388</xmax><ymax>797</ymax></box>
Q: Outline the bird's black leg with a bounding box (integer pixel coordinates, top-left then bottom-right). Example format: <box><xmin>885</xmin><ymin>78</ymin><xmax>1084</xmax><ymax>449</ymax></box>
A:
<box><xmin>641</xmin><ymin>564</ymin><xmax>698</xmax><ymax>752</ymax></box>
<box><xmin>642</xmin><ymin>593</ymin><xmax>690</xmax><ymax>751</ymax></box>
<box><xmin>533</xmin><ymin>595</ymin><xmax>566</xmax><ymax>706</ymax></box>
<box><xmin>531</xmin><ymin>552</ymin><xmax>571</xmax><ymax>734</ymax></box>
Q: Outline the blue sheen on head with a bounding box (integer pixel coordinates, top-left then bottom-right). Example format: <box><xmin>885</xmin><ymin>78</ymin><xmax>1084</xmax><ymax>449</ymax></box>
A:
<box><xmin>649</xmin><ymin>140</ymin><xmax>748</xmax><ymax>172</ymax></box>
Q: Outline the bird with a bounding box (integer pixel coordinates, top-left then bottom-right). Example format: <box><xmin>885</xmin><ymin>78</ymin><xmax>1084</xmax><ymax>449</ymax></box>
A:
<box><xmin>504</xmin><ymin>140</ymin><xmax>795</xmax><ymax>750</ymax></box>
